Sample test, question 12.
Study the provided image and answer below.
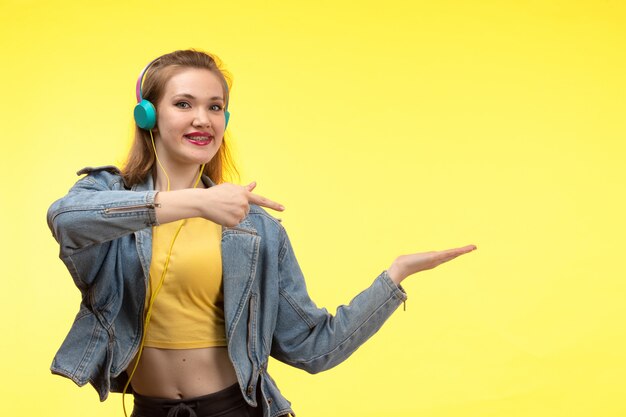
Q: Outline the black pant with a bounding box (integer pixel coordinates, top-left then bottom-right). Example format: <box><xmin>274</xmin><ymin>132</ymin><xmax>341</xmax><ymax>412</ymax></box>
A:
<box><xmin>131</xmin><ymin>384</ymin><xmax>262</xmax><ymax>417</ymax></box>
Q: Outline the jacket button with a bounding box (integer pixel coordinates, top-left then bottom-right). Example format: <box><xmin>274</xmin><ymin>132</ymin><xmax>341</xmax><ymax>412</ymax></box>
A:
<box><xmin>247</xmin><ymin>386</ymin><xmax>253</xmax><ymax>395</ymax></box>
<box><xmin>267</xmin><ymin>398</ymin><xmax>273</xmax><ymax>405</ymax></box>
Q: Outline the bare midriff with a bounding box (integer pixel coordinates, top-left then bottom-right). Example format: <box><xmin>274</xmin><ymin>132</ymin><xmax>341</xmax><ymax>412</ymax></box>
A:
<box><xmin>127</xmin><ymin>346</ymin><xmax>239</xmax><ymax>399</ymax></box>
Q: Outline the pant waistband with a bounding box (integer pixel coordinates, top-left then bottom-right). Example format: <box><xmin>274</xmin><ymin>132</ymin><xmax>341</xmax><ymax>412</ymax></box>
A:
<box><xmin>133</xmin><ymin>383</ymin><xmax>246</xmax><ymax>417</ymax></box>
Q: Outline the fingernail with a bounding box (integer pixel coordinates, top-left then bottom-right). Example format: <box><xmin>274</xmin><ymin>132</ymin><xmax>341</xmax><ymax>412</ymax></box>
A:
<box><xmin>279</xmin><ymin>205</ymin><xmax>285</xmax><ymax>210</ymax></box>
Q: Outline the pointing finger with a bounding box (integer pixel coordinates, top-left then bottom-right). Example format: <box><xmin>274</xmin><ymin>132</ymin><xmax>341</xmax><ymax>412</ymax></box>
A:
<box><xmin>248</xmin><ymin>192</ymin><xmax>285</xmax><ymax>212</ymax></box>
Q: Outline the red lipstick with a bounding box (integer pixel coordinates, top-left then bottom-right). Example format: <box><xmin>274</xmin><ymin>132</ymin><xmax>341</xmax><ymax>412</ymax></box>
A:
<box><xmin>184</xmin><ymin>131</ymin><xmax>213</xmax><ymax>146</ymax></box>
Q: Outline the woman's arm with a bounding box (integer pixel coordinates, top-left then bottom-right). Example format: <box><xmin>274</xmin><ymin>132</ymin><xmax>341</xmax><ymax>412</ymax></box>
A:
<box><xmin>270</xmin><ymin>227</ymin><xmax>476</xmax><ymax>373</ymax></box>
<box><xmin>48</xmin><ymin>171</ymin><xmax>284</xmax><ymax>255</ymax></box>
<box><xmin>270</xmin><ymin>227</ymin><xmax>406</xmax><ymax>373</ymax></box>
<box><xmin>47</xmin><ymin>173</ymin><xmax>159</xmax><ymax>254</ymax></box>
<box><xmin>154</xmin><ymin>182</ymin><xmax>284</xmax><ymax>226</ymax></box>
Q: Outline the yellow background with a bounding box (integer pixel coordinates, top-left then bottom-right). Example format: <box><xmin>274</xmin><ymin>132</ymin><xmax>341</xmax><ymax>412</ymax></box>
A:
<box><xmin>1</xmin><ymin>0</ymin><xmax>625</xmax><ymax>416</ymax></box>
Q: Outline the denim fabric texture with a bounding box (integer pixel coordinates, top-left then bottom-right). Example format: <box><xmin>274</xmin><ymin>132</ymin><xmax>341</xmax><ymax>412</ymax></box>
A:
<box><xmin>47</xmin><ymin>166</ymin><xmax>408</xmax><ymax>417</ymax></box>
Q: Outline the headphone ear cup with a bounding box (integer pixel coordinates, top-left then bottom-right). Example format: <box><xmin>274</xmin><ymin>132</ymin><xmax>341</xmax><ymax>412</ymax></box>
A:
<box><xmin>134</xmin><ymin>99</ymin><xmax>157</xmax><ymax>130</ymax></box>
<box><xmin>224</xmin><ymin>109</ymin><xmax>230</xmax><ymax>129</ymax></box>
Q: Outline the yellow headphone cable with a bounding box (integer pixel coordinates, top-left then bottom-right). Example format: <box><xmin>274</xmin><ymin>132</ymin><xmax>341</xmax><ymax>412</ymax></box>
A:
<box><xmin>122</xmin><ymin>131</ymin><xmax>205</xmax><ymax>417</ymax></box>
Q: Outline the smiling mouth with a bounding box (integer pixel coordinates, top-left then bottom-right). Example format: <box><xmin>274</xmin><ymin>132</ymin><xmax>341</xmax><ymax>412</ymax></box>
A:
<box><xmin>184</xmin><ymin>135</ymin><xmax>214</xmax><ymax>146</ymax></box>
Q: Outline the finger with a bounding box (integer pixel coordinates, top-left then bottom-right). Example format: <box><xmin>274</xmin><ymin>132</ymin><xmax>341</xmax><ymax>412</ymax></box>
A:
<box><xmin>248</xmin><ymin>192</ymin><xmax>285</xmax><ymax>211</ymax></box>
<box><xmin>246</xmin><ymin>181</ymin><xmax>257</xmax><ymax>192</ymax></box>
<box><xmin>441</xmin><ymin>245</ymin><xmax>477</xmax><ymax>256</ymax></box>
<box><xmin>437</xmin><ymin>245</ymin><xmax>477</xmax><ymax>262</ymax></box>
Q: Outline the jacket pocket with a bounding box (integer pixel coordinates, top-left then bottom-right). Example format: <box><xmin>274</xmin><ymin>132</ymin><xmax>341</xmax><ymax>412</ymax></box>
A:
<box><xmin>245</xmin><ymin>293</ymin><xmax>260</xmax><ymax>404</ymax></box>
<box><xmin>247</xmin><ymin>293</ymin><xmax>258</xmax><ymax>362</ymax></box>
<box><xmin>223</xmin><ymin>226</ymin><xmax>258</xmax><ymax>236</ymax></box>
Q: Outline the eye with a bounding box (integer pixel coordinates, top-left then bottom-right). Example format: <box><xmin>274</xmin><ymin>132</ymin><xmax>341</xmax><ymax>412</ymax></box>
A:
<box><xmin>210</xmin><ymin>104</ymin><xmax>223</xmax><ymax>111</ymax></box>
<box><xmin>175</xmin><ymin>101</ymin><xmax>191</xmax><ymax>109</ymax></box>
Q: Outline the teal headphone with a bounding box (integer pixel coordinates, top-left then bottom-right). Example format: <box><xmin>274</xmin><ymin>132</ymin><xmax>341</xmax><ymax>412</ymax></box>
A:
<box><xmin>133</xmin><ymin>57</ymin><xmax>231</xmax><ymax>130</ymax></box>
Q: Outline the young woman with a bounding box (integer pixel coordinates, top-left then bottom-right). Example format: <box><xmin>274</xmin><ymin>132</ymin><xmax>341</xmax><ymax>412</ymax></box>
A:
<box><xmin>47</xmin><ymin>49</ymin><xmax>477</xmax><ymax>417</ymax></box>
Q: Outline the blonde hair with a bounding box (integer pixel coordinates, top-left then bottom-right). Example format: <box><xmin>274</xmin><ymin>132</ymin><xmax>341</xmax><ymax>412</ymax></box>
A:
<box><xmin>122</xmin><ymin>49</ymin><xmax>238</xmax><ymax>187</ymax></box>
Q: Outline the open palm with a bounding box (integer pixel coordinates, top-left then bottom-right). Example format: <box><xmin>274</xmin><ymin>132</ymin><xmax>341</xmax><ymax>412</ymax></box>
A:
<box><xmin>387</xmin><ymin>244</ymin><xmax>477</xmax><ymax>284</ymax></box>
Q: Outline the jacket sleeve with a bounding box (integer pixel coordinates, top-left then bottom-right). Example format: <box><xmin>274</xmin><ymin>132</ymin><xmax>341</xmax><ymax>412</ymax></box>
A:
<box><xmin>47</xmin><ymin>169</ymin><xmax>159</xmax><ymax>255</ymax></box>
<box><xmin>270</xmin><ymin>226</ymin><xmax>407</xmax><ymax>373</ymax></box>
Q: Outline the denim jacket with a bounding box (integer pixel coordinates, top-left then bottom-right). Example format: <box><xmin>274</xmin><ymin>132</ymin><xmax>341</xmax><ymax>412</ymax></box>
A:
<box><xmin>47</xmin><ymin>166</ymin><xmax>407</xmax><ymax>417</ymax></box>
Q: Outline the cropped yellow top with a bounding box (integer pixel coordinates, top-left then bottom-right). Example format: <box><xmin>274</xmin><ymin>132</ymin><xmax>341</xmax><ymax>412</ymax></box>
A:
<box><xmin>144</xmin><ymin>217</ymin><xmax>227</xmax><ymax>348</ymax></box>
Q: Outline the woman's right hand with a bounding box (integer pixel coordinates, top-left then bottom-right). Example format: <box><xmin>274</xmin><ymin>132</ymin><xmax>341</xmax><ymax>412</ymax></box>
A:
<box><xmin>154</xmin><ymin>181</ymin><xmax>284</xmax><ymax>226</ymax></box>
<box><xmin>201</xmin><ymin>182</ymin><xmax>285</xmax><ymax>226</ymax></box>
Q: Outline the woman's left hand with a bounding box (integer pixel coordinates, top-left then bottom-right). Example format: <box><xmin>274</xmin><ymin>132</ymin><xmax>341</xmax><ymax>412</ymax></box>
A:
<box><xmin>386</xmin><ymin>245</ymin><xmax>477</xmax><ymax>285</ymax></box>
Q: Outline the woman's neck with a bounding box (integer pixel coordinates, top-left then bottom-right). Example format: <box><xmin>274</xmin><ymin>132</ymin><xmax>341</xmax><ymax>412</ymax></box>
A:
<box><xmin>151</xmin><ymin>134</ymin><xmax>205</xmax><ymax>191</ymax></box>
<box><xmin>154</xmin><ymin>163</ymin><xmax>203</xmax><ymax>191</ymax></box>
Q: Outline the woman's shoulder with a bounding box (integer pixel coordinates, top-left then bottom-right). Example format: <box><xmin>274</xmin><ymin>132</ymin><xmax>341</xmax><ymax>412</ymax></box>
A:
<box><xmin>76</xmin><ymin>165</ymin><xmax>121</xmax><ymax>176</ymax></box>
<box><xmin>72</xmin><ymin>165</ymin><xmax>130</xmax><ymax>190</ymax></box>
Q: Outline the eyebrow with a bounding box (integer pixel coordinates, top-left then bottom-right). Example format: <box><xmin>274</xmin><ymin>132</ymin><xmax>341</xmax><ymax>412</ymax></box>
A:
<box><xmin>172</xmin><ymin>93</ymin><xmax>224</xmax><ymax>101</ymax></box>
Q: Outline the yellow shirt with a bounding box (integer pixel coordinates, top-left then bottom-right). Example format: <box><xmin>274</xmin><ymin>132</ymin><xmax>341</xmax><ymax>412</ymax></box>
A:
<box><xmin>144</xmin><ymin>217</ymin><xmax>226</xmax><ymax>348</ymax></box>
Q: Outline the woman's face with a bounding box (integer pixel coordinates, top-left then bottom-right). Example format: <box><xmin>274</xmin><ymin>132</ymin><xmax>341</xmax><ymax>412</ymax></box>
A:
<box><xmin>153</xmin><ymin>67</ymin><xmax>226</xmax><ymax>169</ymax></box>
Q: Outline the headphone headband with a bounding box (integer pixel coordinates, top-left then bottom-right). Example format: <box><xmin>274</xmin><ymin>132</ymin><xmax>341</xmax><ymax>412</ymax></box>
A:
<box><xmin>135</xmin><ymin>57</ymin><xmax>160</xmax><ymax>103</ymax></box>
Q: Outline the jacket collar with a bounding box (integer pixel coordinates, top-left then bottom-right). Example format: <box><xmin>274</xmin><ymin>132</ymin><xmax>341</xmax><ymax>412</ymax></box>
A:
<box><xmin>130</xmin><ymin>171</ymin><xmax>215</xmax><ymax>190</ymax></box>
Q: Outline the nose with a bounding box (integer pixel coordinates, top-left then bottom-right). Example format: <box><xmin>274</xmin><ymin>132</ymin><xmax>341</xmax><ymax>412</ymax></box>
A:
<box><xmin>192</xmin><ymin>108</ymin><xmax>212</xmax><ymax>128</ymax></box>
